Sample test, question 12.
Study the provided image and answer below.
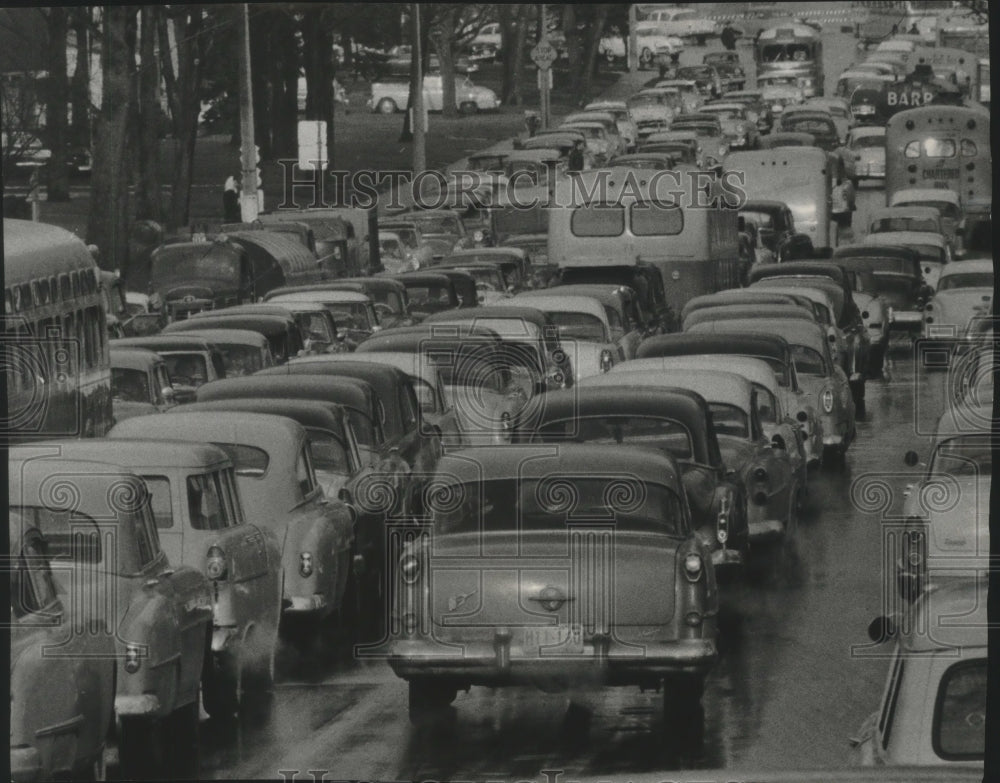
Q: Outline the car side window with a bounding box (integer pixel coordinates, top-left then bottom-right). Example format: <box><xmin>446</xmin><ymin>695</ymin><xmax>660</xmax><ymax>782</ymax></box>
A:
<box><xmin>187</xmin><ymin>472</ymin><xmax>230</xmax><ymax>531</ymax></box>
<box><xmin>296</xmin><ymin>445</ymin><xmax>318</xmax><ymax>498</ymax></box>
<box><xmin>143</xmin><ymin>476</ymin><xmax>174</xmax><ymax>528</ymax></box>
<box><xmin>220</xmin><ymin>468</ymin><xmax>245</xmax><ymax>524</ymax></box>
<box><xmin>399</xmin><ymin>384</ymin><xmax>419</xmax><ymax>432</ymax></box>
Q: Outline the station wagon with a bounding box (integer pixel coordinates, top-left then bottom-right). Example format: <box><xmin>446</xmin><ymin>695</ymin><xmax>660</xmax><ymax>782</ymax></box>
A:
<box><xmin>110</xmin><ymin>413</ymin><xmax>356</xmax><ymax>646</ymax></box>
<box><xmin>9</xmin><ymin>453</ymin><xmax>212</xmax><ymax>779</ymax></box>
<box><xmin>37</xmin><ymin>438</ymin><xmax>283</xmax><ymax>718</ymax></box>
<box><xmin>389</xmin><ymin>444</ymin><xmax>718</xmax><ymax>752</ymax></box>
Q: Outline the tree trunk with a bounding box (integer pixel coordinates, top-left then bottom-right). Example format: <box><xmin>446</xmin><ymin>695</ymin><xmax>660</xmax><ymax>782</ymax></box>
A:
<box><xmin>69</xmin><ymin>8</ymin><xmax>91</xmax><ymax>147</ymax></box>
<box><xmin>45</xmin><ymin>8</ymin><xmax>70</xmax><ymax>202</ymax></box>
<box><xmin>579</xmin><ymin>5</ymin><xmax>609</xmax><ymax>101</ymax></box>
<box><xmin>499</xmin><ymin>4</ymin><xmax>518</xmax><ymax>104</ymax></box>
<box><xmin>302</xmin><ymin>7</ymin><xmax>334</xmax><ymax>168</ymax></box>
<box><xmin>86</xmin><ymin>5</ymin><xmax>133</xmax><ymax>271</ymax></box>
<box><xmin>250</xmin><ymin>6</ymin><xmax>272</xmax><ymax>159</ymax></box>
<box><xmin>563</xmin><ymin>5</ymin><xmax>583</xmax><ymax>93</ymax></box>
<box><xmin>511</xmin><ymin>6</ymin><xmax>529</xmax><ymax>106</ymax></box>
<box><xmin>342</xmin><ymin>25</ymin><xmax>353</xmax><ymax>71</ymax></box>
<box><xmin>135</xmin><ymin>6</ymin><xmax>162</xmax><ymax>221</ymax></box>
<box><xmin>435</xmin><ymin>8</ymin><xmax>459</xmax><ymax>118</ymax></box>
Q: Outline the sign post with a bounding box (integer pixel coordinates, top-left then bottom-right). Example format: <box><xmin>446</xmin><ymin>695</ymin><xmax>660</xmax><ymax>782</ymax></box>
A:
<box><xmin>297</xmin><ymin>120</ymin><xmax>329</xmax><ymax>171</ymax></box>
<box><xmin>530</xmin><ymin>10</ymin><xmax>558</xmax><ymax>130</ymax></box>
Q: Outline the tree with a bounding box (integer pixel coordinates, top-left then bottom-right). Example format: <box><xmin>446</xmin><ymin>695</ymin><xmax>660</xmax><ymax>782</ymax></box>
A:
<box><xmin>578</xmin><ymin>4</ymin><xmax>610</xmax><ymax>101</ymax></box>
<box><xmin>399</xmin><ymin>4</ymin><xmax>431</xmax><ymax>143</ymax></box>
<box><xmin>0</xmin><ymin>73</ymin><xmax>46</xmax><ymax>172</ymax></box>
<box><xmin>134</xmin><ymin>6</ymin><xmax>162</xmax><ymax>222</ymax></box>
<box><xmin>301</xmin><ymin>5</ymin><xmax>335</xmax><ymax>165</ymax></box>
<box><xmin>68</xmin><ymin>7</ymin><xmax>93</xmax><ymax>147</ymax></box>
<box><xmin>43</xmin><ymin>7</ymin><xmax>70</xmax><ymax>201</ymax></box>
<box><xmin>86</xmin><ymin>5</ymin><xmax>135</xmax><ymax>271</ymax></box>
<box><xmin>157</xmin><ymin>4</ymin><xmax>204</xmax><ymax>229</ymax></box>
<box><xmin>498</xmin><ymin>4</ymin><xmax>529</xmax><ymax>106</ymax></box>
<box><xmin>428</xmin><ymin>3</ymin><xmax>491</xmax><ymax>118</ymax></box>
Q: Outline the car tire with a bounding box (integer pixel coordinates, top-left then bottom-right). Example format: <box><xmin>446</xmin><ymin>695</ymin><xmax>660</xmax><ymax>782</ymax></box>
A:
<box><xmin>663</xmin><ymin>675</ymin><xmax>705</xmax><ymax>752</ymax></box>
<box><xmin>459</xmin><ymin>100</ymin><xmax>479</xmax><ymax>115</ymax></box>
<box><xmin>376</xmin><ymin>97</ymin><xmax>398</xmax><ymax>114</ymax></box>
<box><xmin>408</xmin><ymin>678</ymin><xmax>457</xmax><ymax>724</ymax></box>
<box><xmin>202</xmin><ymin>646</ymin><xmax>241</xmax><ymax>720</ymax></box>
<box><xmin>866</xmin><ymin>343</ymin><xmax>886</xmax><ymax>379</ymax></box>
<box><xmin>118</xmin><ymin>717</ymin><xmax>163</xmax><ymax>780</ymax></box>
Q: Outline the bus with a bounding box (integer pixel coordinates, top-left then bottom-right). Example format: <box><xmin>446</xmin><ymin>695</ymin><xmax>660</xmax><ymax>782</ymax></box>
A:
<box><xmin>4</xmin><ymin>219</ymin><xmax>113</xmax><ymax>440</ymax></box>
<box><xmin>855</xmin><ymin>1</ymin><xmax>959</xmax><ymax>44</ymax></box>
<box><xmin>547</xmin><ymin>166</ymin><xmax>741</xmax><ymax>316</ymax></box>
<box><xmin>755</xmin><ymin>24</ymin><xmax>824</xmax><ymax>98</ymax></box>
<box><xmin>885</xmin><ymin>105</ymin><xmax>991</xmax><ymax>251</ymax></box>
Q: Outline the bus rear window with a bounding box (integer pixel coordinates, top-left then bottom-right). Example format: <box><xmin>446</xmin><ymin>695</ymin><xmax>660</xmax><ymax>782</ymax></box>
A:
<box><xmin>570</xmin><ymin>205</ymin><xmax>625</xmax><ymax>237</ymax></box>
<box><xmin>906</xmin><ymin>138</ymin><xmax>956</xmax><ymax>158</ymax></box>
<box><xmin>630</xmin><ymin>202</ymin><xmax>683</xmax><ymax>236</ymax></box>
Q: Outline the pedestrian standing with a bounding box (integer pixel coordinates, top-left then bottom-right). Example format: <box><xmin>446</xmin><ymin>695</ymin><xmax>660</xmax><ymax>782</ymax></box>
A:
<box><xmin>567</xmin><ymin>139</ymin><xmax>585</xmax><ymax>172</ymax></box>
<box><xmin>223</xmin><ymin>175</ymin><xmax>240</xmax><ymax>222</ymax></box>
<box><xmin>721</xmin><ymin>23</ymin><xmax>737</xmax><ymax>51</ymax></box>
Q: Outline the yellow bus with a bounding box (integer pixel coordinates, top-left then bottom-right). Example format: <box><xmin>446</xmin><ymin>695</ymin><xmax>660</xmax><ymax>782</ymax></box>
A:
<box><xmin>547</xmin><ymin>166</ymin><xmax>741</xmax><ymax>316</ymax></box>
<box><xmin>4</xmin><ymin>219</ymin><xmax>112</xmax><ymax>440</ymax></box>
<box><xmin>885</xmin><ymin>105</ymin><xmax>991</xmax><ymax>251</ymax></box>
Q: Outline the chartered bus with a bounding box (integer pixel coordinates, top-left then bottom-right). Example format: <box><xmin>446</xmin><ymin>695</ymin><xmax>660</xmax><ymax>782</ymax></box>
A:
<box><xmin>755</xmin><ymin>24</ymin><xmax>824</xmax><ymax>98</ymax></box>
<box><xmin>885</xmin><ymin>105</ymin><xmax>991</xmax><ymax>251</ymax></box>
<box><xmin>3</xmin><ymin>219</ymin><xmax>113</xmax><ymax>441</ymax></box>
<box><xmin>547</xmin><ymin>166</ymin><xmax>741</xmax><ymax>315</ymax></box>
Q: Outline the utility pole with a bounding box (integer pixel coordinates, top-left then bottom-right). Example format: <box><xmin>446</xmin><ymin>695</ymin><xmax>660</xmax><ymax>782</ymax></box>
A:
<box><xmin>237</xmin><ymin>2</ymin><xmax>259</xmax><ymax>220</ymax></box>
<box><xmin>629</xmin><ymin>4</ymin><xmax>638</xmax><ymax>74</ymax></box>
<box><xmin>412</xmin><ymin>3</ymin><xmax>426</xmax><ymax>175</ymax></box>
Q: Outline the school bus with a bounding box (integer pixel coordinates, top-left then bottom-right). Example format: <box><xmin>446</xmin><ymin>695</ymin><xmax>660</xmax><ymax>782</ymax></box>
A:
<box><xmin>723</xmin><ymin>147</ymin><xmax>838</xmax><ymax>253</ymax></box>
<box><xmin>547</xmin><ymin>166</ymin><xmax>741</xmax><ymax>316</ymax></box>
<box><xmin>885</xmin><ymin>105</ymin><xmax>991</xmax><ymax>251</ymax></box>
<box><xmin>4</xmin><ymin>219</ymin><xmax>113</xmax><ymax>440</ymax></box>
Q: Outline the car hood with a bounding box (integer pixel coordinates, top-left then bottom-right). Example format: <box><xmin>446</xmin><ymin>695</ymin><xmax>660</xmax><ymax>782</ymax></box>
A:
<box><xmin>630</xmin><ymin>106</ymin><xmax>671</xmax><ymax>123</ymax></box>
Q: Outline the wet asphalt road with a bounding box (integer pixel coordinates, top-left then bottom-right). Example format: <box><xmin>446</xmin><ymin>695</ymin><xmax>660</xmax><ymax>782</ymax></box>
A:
<box><xmin>184</xmin><ymin>184</ymin><xmax>952</xmax><ymax>781</ymax></box>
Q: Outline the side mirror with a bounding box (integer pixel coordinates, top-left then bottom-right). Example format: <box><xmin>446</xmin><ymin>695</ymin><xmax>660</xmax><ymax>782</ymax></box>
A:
<box><xmin>867</xmin><ymin>615</ymin><xmax>896</xmax><ymax>643</ymax></box>
<box><xmin>771</xmin><ymin>434</ymin><xmax>786</xmax><ymax>451</ymax></box>
<box><xmin>904</xmin><ymin>450</ymin><xmax>920</xmax><ymax>467</ymax></box>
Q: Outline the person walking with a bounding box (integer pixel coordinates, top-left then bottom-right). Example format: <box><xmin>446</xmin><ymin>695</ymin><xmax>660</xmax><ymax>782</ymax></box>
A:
<box><xmin>223</xmin><ymin>175</ymin><xmax>240</xmax><ymax>222</ymax></box>
<box><xmin>721</xmin><ymin>23</ymin><xmax>738</xmax><ymax>51</ymax></box>
<box><xmin>567</xmin><ymin>139</ymin><xmax>586</xmax><ymax>172</ymax></box>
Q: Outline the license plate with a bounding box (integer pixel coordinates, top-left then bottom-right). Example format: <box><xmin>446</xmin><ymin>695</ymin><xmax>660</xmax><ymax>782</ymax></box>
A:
<box><xmin>520</xmin><ymin>624</ymin><xmax>585</xmax><ymax>653</ymax></box>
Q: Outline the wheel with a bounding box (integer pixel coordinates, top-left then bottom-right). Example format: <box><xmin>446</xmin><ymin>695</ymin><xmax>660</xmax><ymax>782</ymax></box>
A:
<box><xmin>408</xmin><ymin>678</ymin><xmax>457</xmax><ymax>724</ymax></box>
<box><xmin>376</xmin><ymin>97</ymin><xmax>398</xmax><ymax>114</ymax></box>
<box><xmin>662</xmin><ymin>676</ymin><xmax>705</xmax><ymax>753</ymax></box>
<box><xmin>640</xmin><ymin>47</ymin><xmax>653</xmax><ymax>68</ymax></box>
<box><xmin>201</xmin><ymin>646</ymin><xmax>241</xmax><ymax>720</ymax></box>
<box><xmin>459</xmin><ymin>100</ymin><xmax>478</xmax><ymax>115</ymax></box>
<box><xmin>118</xmin><ymin>717</ymin><xmax>163</xmax><ymax>780</ymax></box>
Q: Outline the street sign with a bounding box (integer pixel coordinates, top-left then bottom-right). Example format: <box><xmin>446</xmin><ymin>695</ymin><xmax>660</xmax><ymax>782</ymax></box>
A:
<box><xmin>531</xmin><ymin>40</ymin><xmax>558</xmax><ymax>71</ymax></box>
<box><xmin>298</xmin><ymin>119</ymin><xmax>328</xmax><ymax>170</ymax></box>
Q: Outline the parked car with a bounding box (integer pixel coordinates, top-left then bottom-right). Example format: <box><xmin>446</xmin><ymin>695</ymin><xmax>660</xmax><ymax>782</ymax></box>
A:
<box><xmin>110</xmin><ymin>412</ymin><xmax>356</xmax><ymax>649</ymax></box>
<box><xmin>111</xmin><ymin>334</ymin><xmax>227</xmax><ymax>403</ymax></box>
<box><xmin>627</xmin><ymin>89</ymin><xmax>682</xmax><ymax>140</ymax></box>
<box><xmin>9</xmin><ymin>453</ymin><xmax>212</xmax><ymax>779</ymax></box>
<box><xmin>833</xmin><ymin>245</ymin><xmax>928</xmax><ymax>335</ymax></box>
<box><xmin>853</xmin><ymin>578</ymin><xmax>987</xmax><ymax>768</ymax></box>
<box><xmin>921</xmin><ymin>258</ymin><xmax>994</xmax><ymax>348</ymax></box>
<box><xmin>394</xmin><ymin>271</ymin><xmax>464</xmax><ymax>315</ymax></box>
<box><xmin>641</xmin><ymin>6</ymin><xmax>720</xmax><ymax>44</ymax></box>
<box><xmin>111</xmin><ymin>346</ymin><xmax>177</xmax><ymax>422</ymax></box>
<box><xmin>368</xmin><ymin>75</ymin><xmax>499</xmax><ymax>114</ymax></box>
<box><xmin>633</xmin><ymin>22</ymin><xmax>685</xmax><ymax>70</ymax></box>
<box><xmin>9</xmin><ymin>519</ymin><xmax>115</xmax><ymax>781</ymax></box>
<box><xmin>703</xmin><ymin>51</ymin><xmax>747</xmax><ymax>91</ymax></box>
<box><xmin>864</xmin><ymin>231</ymin><xmax>951</xmax><ymax>290</ymax></box>
<box><xmin>39</xmin><ymin>439</ymin><xmax>283</xmax><ymax>718</ymax></box>
<box><xmin>164</xmin><ymin>327</ymin><xmax>276</xmax><ymax>377</ymax></box>
<box><xmin>637</xmin><ymin>333</ymin><xmax>825</xmax><ymax>469</ymax></box>
<box><xmin>388</xmin><ymin>443</ymin><xmax>718</xmax><ymax>750</ymax></box>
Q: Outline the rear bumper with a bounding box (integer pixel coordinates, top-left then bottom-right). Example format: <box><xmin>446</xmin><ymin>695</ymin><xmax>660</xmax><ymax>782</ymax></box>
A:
<box><xmin>388</xmin><ymin>637</ymin><xmax>717</xmax><ymax>683</ymax></box>
<box><xmin>890</xmin><ymin>310</ymin><xmax>923</xmax><ymax>330</ymax></box>
<box><xmin>284</xmin><ymin>594</ymin><xmax>329</xmax><ymax>614</ymax></box>
<box><xmin>711</xmin><ymin>547</ymin><xmax>744</xmax><ymax>568</ymax></box>
<box><xmin>748</xmin><ymin>518</ymin><xmax>786</xmax><ymax>542</ymax></box>
<box><xmin>115</xmin><ymin>693</ymin><xmax>162</xmax><ymax>717</ymax></box>
<box><xmin>9</xmin><ymin>745</ymin><xmax>42</xmax><ymax>783</ymax></box>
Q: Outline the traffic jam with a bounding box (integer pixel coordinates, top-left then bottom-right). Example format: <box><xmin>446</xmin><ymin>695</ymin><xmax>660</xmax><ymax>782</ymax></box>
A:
<box><xmin>5</xmin><ymin>2</ymin><xmax>993</xmax><ymax>781</ymax></box>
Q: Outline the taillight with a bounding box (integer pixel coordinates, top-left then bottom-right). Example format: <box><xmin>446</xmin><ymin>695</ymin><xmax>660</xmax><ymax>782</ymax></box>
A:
<box><xmin>206</xmin><ymin>545</ymin><xmax>227</xmax><ymax>580</ymax></box>
<box><xmin>821</xmin><ymin>389</ymin><xmax>834</xmax><ymax>413</ymax></box>
<box><xmin>752</xmin><ymin>466</ymin><xmax>768</xmax><ymax>483</ymax></box>
<box><xmin>299</xmin><ymin>552</ymin><xmax>314</xmax><ymax>578</ymax></box>
<box><xmin>683</xmin><ymin>553</ymin><xmax>703</xmax><ymax>582</ymax></box>
<box><xmin>600</xmin><ymin>349</ymin><xmax>614</xmax><ymax>373</ymax></box>
<box><xmin>400</xmin><ymin>554</ymin><xmax>421</xmax><ymax>584</ymax></box>
<box><xmin>124</xmin><ymin>645</ymin><xmax>141</xmax><ymax>674</ymax></box>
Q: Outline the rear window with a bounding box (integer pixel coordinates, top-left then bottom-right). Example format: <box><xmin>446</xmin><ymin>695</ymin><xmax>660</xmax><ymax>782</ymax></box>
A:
<box><xmin>212</xmin><ymin>442</ymin><xmax>269</xmax><ymax>477</ymax></box>
<box><xmin>112</xmin><ymin>368</ymin><xmax>151</xmax><ymax>403</ymax></box>
<box><xmin>630</xmin><ymin>202</ymin><xmax>684</xmax><ymax>236</ymax></box>
<box><xmin>709</xmin><ymin>403</ymin><xmax>749</xmax><ymax>439</ymax></box>
<box><xmin>306</xmin><ymin>429</ymin><xmax>352</xmax><ymax>474</ymax></box>
<box><xmin>570</xmin><ymin>205</ymin><xmax>625</xmax><ymax>237</ymax></box>
<box><xmin>186</xmin><ymin>472</ymin><xmax>234</xmax><ymax>530</ymax></box>
<box><xmin>851</xmin><ymin>135</ymin><xmax>885</xmax><ymax>149</ymax></box>
<box><xmin>534</xmin><ymin>415</ymin><xmax>694</xmax><ymax>460</ymax></box>
<box><xmin>933</xmin><ymin>659</ymin><xmax>986</xmax><ymax>760</ymax></box>
<box><xmin>937</xmin><ymin>272</ymin><xmax>993</xmax><ymax>291</ymax></box>
<box><xmin>791</xmin><ymin>345</ymin><xmax>827</xmax><ymax>376</ymax></box>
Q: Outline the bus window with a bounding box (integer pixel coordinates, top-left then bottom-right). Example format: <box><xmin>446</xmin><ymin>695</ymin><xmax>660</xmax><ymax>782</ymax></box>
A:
<box><xmin>631</xmin><ymin>202</ymin><xmax>684</xmax><ymax>236</ymax></box>
<box><xmin>961</xmin><ymin>139</ymin><xmax>978</xmax><ymax>156</ymax></box>
<box><xmin>904</xmin><ymin>140</ymin><xmax>920</xmax><ymax>158</ymax></box>
<box><xmin>570</xmin><ymin>205</ymin><xmax>625</xmax><ymax>237</ymax></box>
<box><xmin>923</xmin><ymin>138</ymin><xmax>956</xmax><ymax>157</ymax></box>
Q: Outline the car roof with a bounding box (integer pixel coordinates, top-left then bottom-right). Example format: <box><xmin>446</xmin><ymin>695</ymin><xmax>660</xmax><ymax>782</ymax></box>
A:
<box><xmin>682</xmin><ymin>290</ymin><xmax>809</xmax><ymax>320</ymax></box>
<box><xmin>308</xmin><ymin>351</ymin><xmax>438</xmax><ymax>383</ymax></box>
<box><xmin>535</xmin><ymin>284</ymin><xmax>628</xmax><ymax>308</ymax></box>
<box><xmin>177</xmin><ymin>398</ymin><xmax>350</xmax><ymax>434</ymax></box>
<box><xmin>509</xmin><ymin>293</ymin><xmax>607</xmax><ymax>321</ymax></box>
<box><xmin>615</xmin><ymin>356</ymin><xmax>781</xmax><ymax>394</ymax></box>
<box><xmin>750</xmin><ymin>261</ymin><xmax>847</xmax><ymax>284</ymax></box>
<box><xmin>194</xmin><ymin>375</ymin><xmax>375</xmax><ymax>418</ymax></box>
<box><xmin>111</xmin><ymin>411</ymin><xmax>306</xmax><ymax>453</ymax></box>
<box><xmin>583</xmin><ymin>369</ymin><xmax>752</xmax><ymax>410</ymax></box>
<box><xmin>164</xmin><ymin>313</ymin><xmax>296</xmax><ymax>337</ymax></box>
<box><xmin>435</xmin><ymin>443</ymin><xmax>683</xmax><ymax>491</ymax></box>
<box><xmin>9</xmin><ymin>454</ymin><xmax>141</xmax><ymax>508</ymax></box>
<box><xmin>689</xmin><ymin>317</ymin><xmax>828</xmax><ymax>353</ymax></box>
<box><xmin>111</xmin><ymin>335</ymin><xmax>220</xmax><ymax>352</ymax></box>
<box><xmin>394</xmin><ymin>271</ymin><xmax>456</xmax><ymax>285</ymax></box>
<box><xmin>833</xmin><ymin>244</ymin><xmax>920</xmax><ymax>262</ymax></box>
<box><xmin>939</xmin><ymin>258</ymin><xmax>993</xmax><ymax>276</ymax></box>
<box><xmin>424</xmin><ymin>305</ymin><xmax>553</xmax><ymax>328</ymax></box>
<box><xmin>638</xmin><ymin>332</ymin><xmax>792</xmax><ymax>362</ymax></box>
<box><xmin>156</xmin><ymin>327</ymin><xmax>269</xmax><ymax>348</ymax></box>
<box><xmin>864</xmin><ymin>231</ymin><xmax>947</xmax><ymax>247</ymax></box>
<box><xmin>270</xmin><ymin>290</ymin><xmax>371</xmax><ymax>303</ymax></box>
<box><xmin>38</xmin><ymin>437</ymin><xmax>232</xmax><ymax>470</ymax></box>
<box><xmin>740</xmin><ymin>199</ymin><xmax>791</xmax><ymax>213</ymax></box>
<box><xmin>684</xmin><ymin>304</ymin><xmax>814</xmax><ymax>329</ymax></box>
<box><xmin>356</xmin><ymin>323</ymin><xmax>503</xmax><ymax>352</ymax></box>
<box><xmin>110</xmin><ymin>346</ymin><xmax>165</xmax><ymax>370</ymax></box>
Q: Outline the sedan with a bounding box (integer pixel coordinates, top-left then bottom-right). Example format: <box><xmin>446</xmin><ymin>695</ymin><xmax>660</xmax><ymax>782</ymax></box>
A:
<box><xmin>846</xmin><ymin>125</ymin><xmax>886</xmax><ymax>181</ymax></box>
<box><xmin>922</xmin><ymin>259</ymin><xmax>994</xmax><ymax>359</ymax></box>
<box><xmin>388</xmin><ymin>443</ymin><xmax>718</xmax><ymax>752</ymax></box>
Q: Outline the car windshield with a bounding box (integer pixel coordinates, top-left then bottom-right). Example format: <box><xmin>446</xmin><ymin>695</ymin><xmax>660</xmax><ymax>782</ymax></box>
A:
<box><xmin>406</xmin><ymin>286</ymin><xmax>455</xmax><ymax>311</ymax></box>
<box><xmin>934</xmin><ymin>659</ymin><xmax>986</xmax><ymax>759</ymax></box>
<box><xmin>216</xmin><ymin>344</ymin><xmax>264</xmax><ymax>377</ymax></box>
<box><xmin>791</xmin><ymin>345</ymin><xmax>826</xmax><ymax>376</ymax></box>
<box><xmin>535</xmin><ymin>415</ymin><xmax>694</xmax><ymax>460</ymax></box>
<box><xmin>871</xmin><ymin>217</ymin><xmax>938</xmax><ymax>233</ymax></box>
<box><xmin>907</xmin><ymin>244</ymin><xmax>946</xmax><ymax>263</ymax></box>
<box><xmin>410</xmin><ymin>216</ymin><xmax>461</xmax><ymax>235</ymax></box>
<box><xmin>112</xmin><ymin>367</ymin><xmax>151</xmax><ymax>403</ymax></box>
<box><xmin>851</xmin><ymin>135</ymin><xmax>885</xmax><ymax>149</ymax></box>
<box><xmin>163</xmin><ymin>353</ymin><xmax>209</xmax><ymax>387</ymax></box>
<box><xmin>709</xmin><ymin>403</ymin><xmax>749</xmax><ymax>439</ymax></box>
<box><xmin>306</xmin><ymin>429</ymin><xmax>352</xmax><ymax>475</ymax></box>
<box><xmin>380</xmin><ymin>239</ymin><xmax>404</xmax><ymax>258</ymax></box>
<box><xmin>546</xmin><ymin>311</ymin><xmax>606</xmax><ymax>342</ymax></box>
<box><xmin>385</xmin><ymin>227</ymin><xmax>419</xmax><ymax>248</ymax></box>
<box><xmin>930</xmin><ymin>434</ymin><xmax>992</xmax><ymax>475</ymax></box>
<box><xmin>430</xmin><ymin>477</ymin><xmax>685</xmax><ymax>537</ymax></box>
<box><xmin>153</xmin><ymin>248</ymin><xmax>240</xmax><ymax>281</ymax></box>
<box><xmin>740</xmin><ymin>210</ymin><xmax>775</xmax><ymax>229</ymax></box>
<box><xmin>785</xmin><ymin>118</ymin><xmax>834</xmax><ymax>135</ymax></box>
<box><xmin>895</xmin><ymin>201</ymin><xmax>959</xmax><ymax>219</ymax></box>
<box><xmin>326</xmin><ymin>303</ymin><xmax>371</xmax><ymax>330</ymax></box>
<box><xmin>937</xmin><ymin>273</ymin><xmax>993</xmax><ymax>291</ymax></box>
